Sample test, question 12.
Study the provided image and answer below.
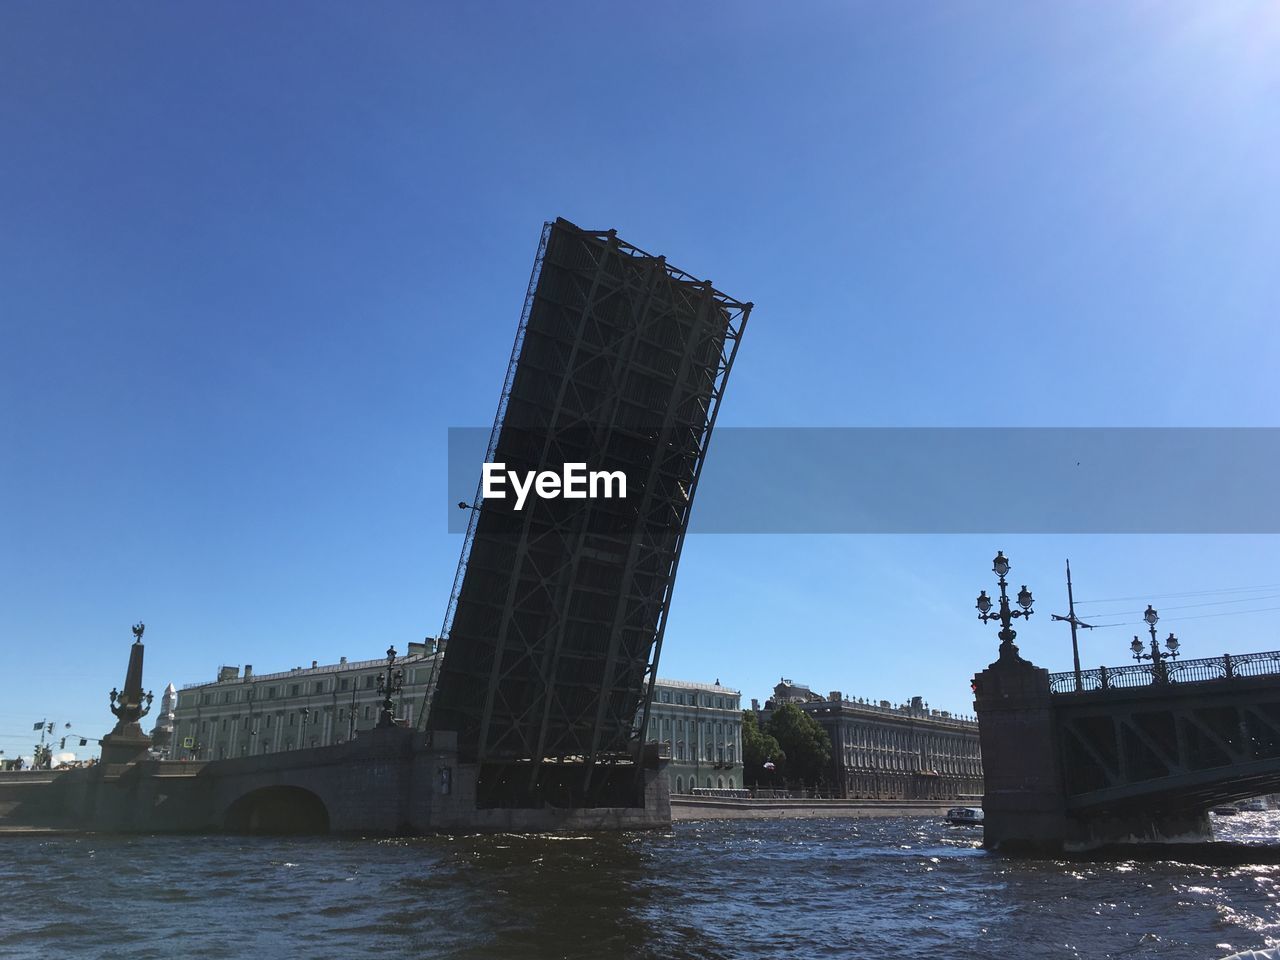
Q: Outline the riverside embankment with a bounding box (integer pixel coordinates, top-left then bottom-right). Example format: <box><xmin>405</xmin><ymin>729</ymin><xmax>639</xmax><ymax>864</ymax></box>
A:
<box><xmin>671</xmin><ymin>796</ymin><xmax>956</xmax><ymax>821</ymax></box>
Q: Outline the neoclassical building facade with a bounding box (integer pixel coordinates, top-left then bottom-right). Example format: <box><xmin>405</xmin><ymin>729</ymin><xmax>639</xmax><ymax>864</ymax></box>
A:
<box><xmin>759</xmin><ymin>680</ymin><xmax>982</xmax><ymax>800</ymax></box>
<box><xmin>642</xmin><ymin>678</ymin><xmax>743</xmax><ymax>795</ymax></box>
<box><xmin>171</xmin><ymin>645</ymin><xmax>741</xmax><ymax>795</ymax></box>
<box><xmin>170</xmin><ymin>642</ymin><xmax>441</xmax><ymax>760</ymax></box>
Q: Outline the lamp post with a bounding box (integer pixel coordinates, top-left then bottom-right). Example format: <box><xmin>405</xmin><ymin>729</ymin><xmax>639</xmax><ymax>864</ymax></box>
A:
<box><xmin>348</xmin><ymin>681</ymin><xmax>358</xmax><ymax>740</ymax></box>
<box><xmin>1130</xmin><ymin>604</ymin><xmax>1180</xmax><ymax>684</ymax></box>
<box><xmin>376</xmin><ymin>646</ymin><xmax>404</xmax><ymax>728</ymax></box>
<box><xmin>299</xmin><ymin>707</ymin><xmax>310</xmax><ymax>748</ymax></box>
<box><xmin>976</xmin><ymin>550</ymin><xmax>1035</xmax><ymax>663</ymax></box>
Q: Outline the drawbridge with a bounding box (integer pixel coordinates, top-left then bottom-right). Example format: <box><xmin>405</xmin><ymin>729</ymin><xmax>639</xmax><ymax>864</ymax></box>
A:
<box><xmin>425</xmin><ymin>219</ymin><xmax>751</xmax><ymax>808</ymax></box>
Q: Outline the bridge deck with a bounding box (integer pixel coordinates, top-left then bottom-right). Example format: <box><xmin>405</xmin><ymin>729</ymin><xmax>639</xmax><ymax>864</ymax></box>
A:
<box><xmin>1051</xmin><ymin>666</ymin><xmax>1280</xmax><ymax>812</ymax></box>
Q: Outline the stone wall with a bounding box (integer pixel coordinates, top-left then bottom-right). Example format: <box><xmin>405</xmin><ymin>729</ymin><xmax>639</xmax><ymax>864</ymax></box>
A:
<box><xmin>0</xmin><ymin>730</ymin><xmax>670</xmax><ymax>835</ymax></box>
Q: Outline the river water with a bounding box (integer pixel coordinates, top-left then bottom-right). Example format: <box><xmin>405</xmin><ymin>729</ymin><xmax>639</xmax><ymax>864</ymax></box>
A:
<box><xmin>3</xmin><ymin>813</ymin><xmax>1279</xmax><ymax>960</ymax></box>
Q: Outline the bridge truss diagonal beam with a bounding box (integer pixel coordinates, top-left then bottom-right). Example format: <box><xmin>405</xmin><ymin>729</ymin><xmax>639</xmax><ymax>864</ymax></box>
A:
<box><xmin>1057</xmin><ymin>677</ymin><xmax>1280</xmax><ymax>812</ymax></box>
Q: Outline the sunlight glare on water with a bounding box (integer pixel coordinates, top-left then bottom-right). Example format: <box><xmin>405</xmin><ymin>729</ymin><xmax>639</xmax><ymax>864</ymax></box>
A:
<box><xmin>3</xmin><ymin>813</ymin><xmax>1280</xmax><ymax>959</ymax></box>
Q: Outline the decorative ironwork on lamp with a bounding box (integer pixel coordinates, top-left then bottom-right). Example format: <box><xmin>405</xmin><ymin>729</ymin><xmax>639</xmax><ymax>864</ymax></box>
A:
<box><xmin>976</xmin><ymin>550</ymin><xmax>1035</xmax><ymax>662</ymax></box>
<box><xmin>1130</xmin><ymin>605</ymin><xmax>1180</xmax><ymax>683</ymax></box>
<box><xmin>376</xmin><ymin>646</ymin><xmax>405</xmax><ymax>728</ymax></box>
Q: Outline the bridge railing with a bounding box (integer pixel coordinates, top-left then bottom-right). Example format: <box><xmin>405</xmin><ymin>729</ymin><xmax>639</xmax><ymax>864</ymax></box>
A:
<box><xmin>1049</xmin><ymin>650</ymin><xmax>1280</xmax><ymax>695</ymax></box>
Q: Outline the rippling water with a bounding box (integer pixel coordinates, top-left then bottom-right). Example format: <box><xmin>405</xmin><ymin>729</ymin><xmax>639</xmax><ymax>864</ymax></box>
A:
<box><xmin>4</xmin><ymin>814</ymin><xmax>1280</xmax><ymax>959</ymax></box>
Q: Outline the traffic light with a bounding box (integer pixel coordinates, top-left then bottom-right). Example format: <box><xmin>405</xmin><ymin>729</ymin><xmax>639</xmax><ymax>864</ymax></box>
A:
<box><xmin>79</xmin><ymin>738</ymin><xmax>87</xmax><ymax>747</ymax></box>
<box><xmin>59</xmin><ymin>737</ymin><xmax>66</xmax><ymax>749</ymax></box>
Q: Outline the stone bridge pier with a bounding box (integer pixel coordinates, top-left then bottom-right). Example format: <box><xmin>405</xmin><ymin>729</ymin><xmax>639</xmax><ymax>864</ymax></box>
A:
<box><xmin>973</xmin><ymin>651</ymin><xmax>1072</xmax><ymax>853</ymax></box>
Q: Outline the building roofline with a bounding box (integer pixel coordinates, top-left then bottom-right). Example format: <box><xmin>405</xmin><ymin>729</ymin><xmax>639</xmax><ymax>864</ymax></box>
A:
<box><xmin>181</xmin><ymin>652</ymin><xmax>440</xmax><ymax>690</ymax></box>
<box><xmin>655</xmin><ymin>677</ymin><xmax>740</xmax><ymax>695</ymax></box>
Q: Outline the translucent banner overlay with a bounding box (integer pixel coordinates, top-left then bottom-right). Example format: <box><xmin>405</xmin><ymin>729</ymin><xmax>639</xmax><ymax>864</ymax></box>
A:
<box><xmin>447</xmin><ymin>428</ymin><xmax>1280</xmax><ymax>534</ymax></box>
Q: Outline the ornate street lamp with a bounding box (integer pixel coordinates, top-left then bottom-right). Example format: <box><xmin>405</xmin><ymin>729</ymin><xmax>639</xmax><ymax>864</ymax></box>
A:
<box><xmin>976</xmin><ymin>550</ymin><xmax>1035</xmax><ymax>662</ymax></box>
<box><xmin>376</xmin><ymin>646</ymin><xmax>404</xmax><ymax>728</ymax></box>
<box><xmin>1130</xmin><ymin>604</ymin><xmax>1180</xmax><ymax>683</ymax></box>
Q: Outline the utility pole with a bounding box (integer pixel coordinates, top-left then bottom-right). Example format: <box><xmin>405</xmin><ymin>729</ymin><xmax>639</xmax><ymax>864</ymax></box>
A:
<box><xmin>1051</xmin><ymin>559</ymin><xmax>1094</xmax><ymax>692</ymax></box>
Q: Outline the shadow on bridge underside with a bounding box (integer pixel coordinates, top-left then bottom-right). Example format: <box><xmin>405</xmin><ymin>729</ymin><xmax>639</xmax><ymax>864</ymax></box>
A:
<box><xmin>224</xmin><ymin>785</ymin><xmax>330</xmax><ymax>835</ymax></box>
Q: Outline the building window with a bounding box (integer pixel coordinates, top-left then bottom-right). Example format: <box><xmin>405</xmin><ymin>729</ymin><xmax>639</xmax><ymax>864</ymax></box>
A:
<box><xmin>314</xmin><ymin>681</ymin><xmax>324</xmax><ymax>694</ymax></box>
<box><xmin>366</xmin><ymin>676</ymin><xmax>377</xmax><ymax>689</ymax></box>
<box><xmin>675</xmin><ymin>776</ymin><xmax>683</xmax><ymax>793</ymax></box>
<box><xmin>661</xmin><ymin>691</ymin><xmax>670</xmax><ymax>703</ymax></box>
<box><xmin>729</xmin><ymin>777</ymin><xmax>735</xmax><ymax>789</ymax></box>
<box><xmin>340</xmin><ymin>678</ymin><xmax>350</xmax><ymax>691</ymax></box>
<box><xmin>290</xmin><ymin>684</ymin><xmax>300</xmax><ymax>696</ymax></box>
<box><xmin>267</xmin><ymin>687</ymin><xmax>277</xmax><ymax>700</ymax></box>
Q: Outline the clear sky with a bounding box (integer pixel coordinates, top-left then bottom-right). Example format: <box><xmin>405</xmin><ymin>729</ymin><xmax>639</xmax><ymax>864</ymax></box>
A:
<box><xmin>3</xmin><ymin>2</ymin><xmax>1280</xmax><ymax>761</ymax></box>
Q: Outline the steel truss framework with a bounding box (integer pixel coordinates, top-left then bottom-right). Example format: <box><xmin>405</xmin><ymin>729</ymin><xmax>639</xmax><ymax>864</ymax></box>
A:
<box><xmin>426</xmin><ymin>219</ymin><xmax>750</xmax><ymax>802</ymax></box>
<box><xmin>1056</xmin><ymin>674</ymin><xmax>1280</xmax><ymax>812</ymax></box>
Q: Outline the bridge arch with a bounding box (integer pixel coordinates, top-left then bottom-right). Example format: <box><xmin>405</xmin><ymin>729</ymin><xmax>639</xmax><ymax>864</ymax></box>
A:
<box><xmin>223</xmin><ymin>785</ymin><xmax>330</xmax><ymax>835</ymax></box>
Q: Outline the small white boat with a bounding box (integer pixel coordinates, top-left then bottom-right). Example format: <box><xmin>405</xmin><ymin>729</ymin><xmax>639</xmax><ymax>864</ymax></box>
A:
<box><xmin>945</xmin><ymin>806</ymin><xmax>984</xmax><ymax>826</ymax></box>
<box><xmin>1210</xmin><ymin>804</ymin><xmax>1240</xmax><ymax>816</ymax></box>
<box><xmin>1238</xmin><ymin>798</ymin><xmax>1268</xmax><ymax>812</ymax></box>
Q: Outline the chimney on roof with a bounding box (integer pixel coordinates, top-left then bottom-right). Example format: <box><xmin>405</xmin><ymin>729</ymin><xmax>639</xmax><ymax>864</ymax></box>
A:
<box><xmin>244</xmin><ymin>665</ymin><xmax>253</xmax><ymax>678</ymax></box>
<box><xmin>339</xmin><ymin>656</ymin><xmax>347</xmax><ymax>665</ymax></box>
<box><xmin>312</xmin><ymin>660</ymin><xmax>318</xmax><ymax>669</ymax></box>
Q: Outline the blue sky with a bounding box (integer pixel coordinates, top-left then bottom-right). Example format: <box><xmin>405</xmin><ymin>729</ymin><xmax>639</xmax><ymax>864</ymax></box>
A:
<box><xmin>3</xmin><ymin>2</ymin><xmax>1280</xmax><ymax>759</ymax></box>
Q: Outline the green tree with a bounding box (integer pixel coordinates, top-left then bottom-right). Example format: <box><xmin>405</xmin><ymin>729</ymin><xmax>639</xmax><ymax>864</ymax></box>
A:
<box><xmin>741</xmin><ymin>710</ymin><xmax>784</xmax><ymax>788</ymax></box>
<box><xmin>766</xmin><ymin>703</ymin><xmax>832</xmax><ymax>790</ymax></box>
